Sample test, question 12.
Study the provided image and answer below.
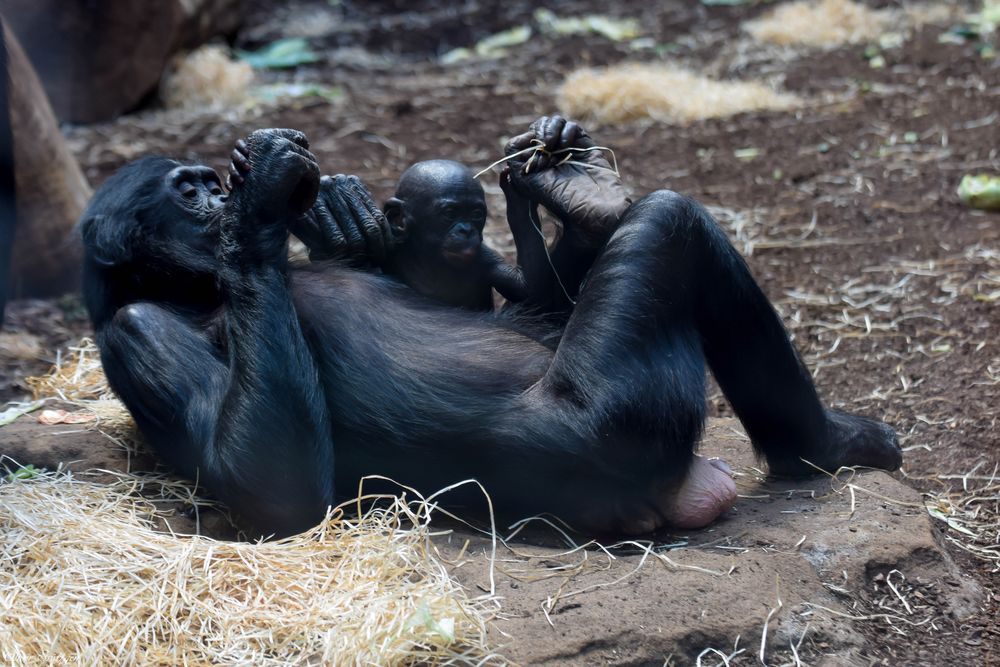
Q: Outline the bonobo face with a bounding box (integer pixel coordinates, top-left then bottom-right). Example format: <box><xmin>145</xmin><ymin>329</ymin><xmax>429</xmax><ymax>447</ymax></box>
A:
<box><xmin>391</xmin><ymin>160</ymin><xmax>487</xmax><ymax>269</ymax></box>
<box><xmin>429</xmin><ymin>180</ymin><xmax>487</xmax><ymax>268</ymax></box>
<box><xmin>166</xmin><ymin>165</ymin><xmax>227</xmax><ymax>216</ymax></box>
<box><xmin>158</xmin><ymin>164</ymin><xmax>225</xmax><ymax>262</ymax></box>
<box><xmin>78</xmin><ymin>157</ymin><xmax>223</xmax><ymax>274</ymax></box>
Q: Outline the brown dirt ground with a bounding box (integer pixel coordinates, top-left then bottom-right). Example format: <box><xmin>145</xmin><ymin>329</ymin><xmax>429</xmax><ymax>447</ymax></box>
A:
<box><xmin>1</xmin><ymin>0</ymin><xmax>998</xmax><ymax>663</ymax></box>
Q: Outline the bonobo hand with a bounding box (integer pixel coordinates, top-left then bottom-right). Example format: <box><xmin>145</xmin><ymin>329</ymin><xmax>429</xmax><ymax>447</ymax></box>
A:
<box><xmin>499</xmin><ymin>166</ymin><xmax>538</xmax><ymax>234</ymax></box>
<box><xmin>505</xmin><ymin>115</ymin><xmax>631</xmax><ymax>248</ymax></box>
<box><xmin>223</xmin><ymin>129</ymin><xmax>320</xmax><ymax>265</ymax></box>
<box><xmin>292</xmin><ymin>174</ymin><xmax>392</xmax><ymax>267</ymax></box>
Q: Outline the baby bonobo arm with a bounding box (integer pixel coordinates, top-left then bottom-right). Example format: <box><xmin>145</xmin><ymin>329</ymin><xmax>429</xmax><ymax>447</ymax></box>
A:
<box><xmin>481</xmin><ymin>168</ymin><xmax>557</xmax><ymax>305</ymax></box>
<box><xmin>482</xmin><ymin>246</ymin><xmax>527</xmax><ymax>302</ymax></box>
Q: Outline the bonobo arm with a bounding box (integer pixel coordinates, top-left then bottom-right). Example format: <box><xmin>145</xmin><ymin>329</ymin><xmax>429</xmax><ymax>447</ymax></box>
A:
<box><xmin>495</xmin><ymin>116</ymin><xmax>629</xmax><ymax>312</ymax></box>
<box><xmin>489</xmin><ymin>167</ymin><xmax>556</xmax><ymax>308</ymax></box>
<box><xmin>482</xmin><ymin>246</ymin><xmax>527</xmax><ymax>303</ymax></box>
<box><xmin>214</xmin><ymin>129</ymin><xmax>335</xmax><ymax>536</ymax></box>
<box><xmin>229</xmin><ymin>139</ymin><xmax>390</xmax><ymax>268</ymax></box>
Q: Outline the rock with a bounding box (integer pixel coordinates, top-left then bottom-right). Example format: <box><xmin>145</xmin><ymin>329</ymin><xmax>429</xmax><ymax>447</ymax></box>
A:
<box><xmin>0</xmin><ymin>19</ymin><xmax>91</xmax><ymax>300</ymax></box>
<box><xmin>438</xmin><ymin>420</ymin><xmax>983</xmax><ymax>664</ymax></box>
<box><xmin>0</xmin><ymin>415</ymin><xmax>981</xmax><ymax>663</ymax></box>
<box><xmin>0</xmin><ymin>0</ymin><xmax>244</xmax><ymax>123</ymax></box>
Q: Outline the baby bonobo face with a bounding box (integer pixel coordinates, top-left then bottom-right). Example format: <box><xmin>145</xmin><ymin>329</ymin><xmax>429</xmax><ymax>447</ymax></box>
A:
<box><xmin>395</xmin><ymin>160</ymin><xmax>487</xmax><ymax>269</ymax></box>
<box><xmin>432</xmin><ymin>181</ymin><xmax>487</xmax><ymax>268</ymax></box>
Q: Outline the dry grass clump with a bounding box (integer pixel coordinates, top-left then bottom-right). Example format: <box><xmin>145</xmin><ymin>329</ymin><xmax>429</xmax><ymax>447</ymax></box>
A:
<box><xmin>0</xmin><ymin>471</ymin><xmax>503</xmax><ymax>666</ymax></box>
<box><xmin>558</xmin><ymin>63</ymin><xmax>799</xmax><ymax>125</ymax></box>
<box><xmin>160</xmin><ymin>45</ymin><xmax>254</xmax><ymax>110</ymax></box>
<box><xmin>25</xmin><ymin>337</ymin><xmax>111</xmax><ymax>402</ymax></box>
<box><xmin>745</xmin><ymin>0</ymin><xmax>889</xmax><ymax>48</ymax></box>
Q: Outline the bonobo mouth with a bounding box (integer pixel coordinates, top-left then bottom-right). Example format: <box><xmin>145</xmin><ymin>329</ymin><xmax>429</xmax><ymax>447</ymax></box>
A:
<box><xmin>442</xmin><ymin>245</ymin><xmax>479</xmax><ymax>266</ymax></box>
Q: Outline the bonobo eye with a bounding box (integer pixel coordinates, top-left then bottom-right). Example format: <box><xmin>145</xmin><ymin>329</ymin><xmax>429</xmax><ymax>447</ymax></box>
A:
<box><xmin>178</xmin><ymin>182</ymin><xmax>198</xmax><ymax>198</ymax></box>
<box><xmin>208</xmin><ymin>183</ymin><xmax>223</xmax><ymax>196</ymax></box>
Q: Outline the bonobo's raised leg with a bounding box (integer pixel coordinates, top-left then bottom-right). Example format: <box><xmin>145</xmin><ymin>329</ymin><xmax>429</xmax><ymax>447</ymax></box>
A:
<box><xmin>530</xmin><ymin>190</ymin><xmax>899</xmax><ymax>530</ymax></box>
<box><xmin>209</xmin><ymin>129</ymin><xmax>335</xmax><ymax>536</ymax></box>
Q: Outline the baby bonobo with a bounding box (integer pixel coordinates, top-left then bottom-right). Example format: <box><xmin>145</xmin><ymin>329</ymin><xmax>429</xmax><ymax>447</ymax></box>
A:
<box><xmin>383</xmin><ymin>159</ymin><xmax>551</xmax><ymax>310</ymax></box>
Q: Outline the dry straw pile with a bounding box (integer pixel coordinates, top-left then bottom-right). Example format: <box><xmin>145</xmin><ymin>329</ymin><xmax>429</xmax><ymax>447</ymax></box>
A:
<box><xmin>160</xmin><ymin>45</ymin><xmax>254</xmax><ymax>111</ymax></box>
<box><xmin>558</xmin><ymin>63</ymin><xmax>799</xmax><ymax>125</ymax></box>
<box><xmin>0</xmin><ymin>472</ymin><xmax>503</xmax><ymax>666</ymax></box>
<box><xmin>745</xmin><ymin>0</ymin><xmax>889</xmax><ymax>48</ymax></box>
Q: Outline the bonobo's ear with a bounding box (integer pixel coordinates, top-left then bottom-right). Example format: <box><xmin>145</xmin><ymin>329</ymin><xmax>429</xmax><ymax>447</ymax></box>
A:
<box><xmin>384</xmin><ymin>197</ymin><xmax>408</xmax><ymax>242</ymax></box>
<box><xmin>78</xmin><ymin>214</ymin><xmax>132</xmax><ymax>267</ymax></box>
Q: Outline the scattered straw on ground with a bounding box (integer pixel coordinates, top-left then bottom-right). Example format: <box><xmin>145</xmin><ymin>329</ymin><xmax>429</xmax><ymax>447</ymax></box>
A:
<box><xmin>160</xmin><ymin>45</ymin><xmax>254</xmax><ymax>111</ymax></box>
<box><xmin>745</xmin><ymin>0</ymin><xmax>889</xmax><ymax>48</ymax></box>
<box><xmin>558</xmin><ymin>63</ymin><xmax>799</xmax><ymax>125</ymax></box>
<box><xmin>920</xmin><ymin>465</ymin><xmax>1000</xmax><ymax>574</ymax></box>
<box><xmin>0</xmin><ymin>471</ymin><xmax>503</xmax><ymax>666</ymax></box>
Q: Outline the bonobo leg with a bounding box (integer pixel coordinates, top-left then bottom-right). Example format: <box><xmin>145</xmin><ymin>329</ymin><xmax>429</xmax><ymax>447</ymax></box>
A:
<box><xmin>99</xmin><ymin>302</ymin><xmax>334</xmax><ymax>538</ymax></box>
<box><xmin>98</xmin><ymin>304</ymin><xmax>227</xmax><ymax>479</ymax></box>
<box><xmin>532</xmin><ymin>190</ymin><xmax>899</xmax><ymax>531</ymax></box>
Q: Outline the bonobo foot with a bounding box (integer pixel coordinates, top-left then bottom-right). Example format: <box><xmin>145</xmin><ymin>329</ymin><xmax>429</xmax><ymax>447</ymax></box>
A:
<box><xmin>767</xmin><ymin>410</ymin><xmax>902</xmax><ymax>477</ymax></box>
<box><xmin>229</xmin><ymin>129</ymin><xmax>320</xmax><ymax>218</ymax></box>
<box><xmin>505</xmin><ymin>115</ymin><xmax>631</xmax><ymax>248</ymax></box>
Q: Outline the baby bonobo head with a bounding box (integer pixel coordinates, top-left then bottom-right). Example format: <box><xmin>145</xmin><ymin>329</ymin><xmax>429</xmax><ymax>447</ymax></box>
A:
<box><xmin>384</xmin><ymin>159</ymin><xmax>487</xmax><ymax>269</ymax></box>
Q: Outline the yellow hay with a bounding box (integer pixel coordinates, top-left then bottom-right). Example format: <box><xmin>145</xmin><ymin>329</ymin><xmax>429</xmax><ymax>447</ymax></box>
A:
<box><xmin>160</xmin><ymin>45</ymin><xmax>254</xmax><ymax>111</ymax></box>
<box><xmin>745</xmin><ymin>0</ymin><xmax>889</xmax><ymax>48</ymax></box>
<box><xmin>558</xmin><ymin>63</ymin><xmax>799</xmax><ymax>125</ymax></box>
<box><xmin>0</xmin><ymin>471</ymin><xmax>503</xmax><ymax>666</ymax></box>
<box><xmin>26</xmin><ymin>337</ymin><xmax>111</xmax><ymax>402</ymax></box>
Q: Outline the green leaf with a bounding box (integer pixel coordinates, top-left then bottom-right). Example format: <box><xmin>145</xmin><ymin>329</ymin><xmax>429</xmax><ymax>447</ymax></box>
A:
<box><xmin>0</xmin><ymin>400</ymin><xmax>45</xmax><ymax>426</ymax></box>
<box><xmin>253</xmin><ymin>83</ymin><xmax>343</xmax><ymax>104</ymax></box>
<box><xmin>958</xmin><ymin>173</ymin><xmax>1000</xmax><ymax>211</ymax></box>
<box><xmin>734</xmin><ymin>147</ymin><xmax>761</xmax><ymax>161</ymax></box>
<box><xmin>236</xmin><ymin>38</ymin><xmax>321</xmax><ymax>69</ymax></box>
<box><xmin>7</xmin><ymin>465</ymin><xmax>40</xmax><ymax>481</ymax></box>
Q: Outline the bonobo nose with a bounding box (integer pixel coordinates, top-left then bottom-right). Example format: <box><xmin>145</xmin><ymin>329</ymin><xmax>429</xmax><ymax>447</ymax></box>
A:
<box><xmin>454</xmin><ymin>222</ymin><xmax>476</xmax><ymax>238</ymax></box>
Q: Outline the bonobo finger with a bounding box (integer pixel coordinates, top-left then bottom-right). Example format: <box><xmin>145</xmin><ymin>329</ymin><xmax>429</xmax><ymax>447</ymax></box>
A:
<box><xmin>232</xmin><ymin>143</ymin><xmax>251</xmax><ymax>172</ymax></box>
<box><xmin>226</xmin><ymin>164</ymin><xmax>244</xmax><ymax>191</ymax></box>
<box><xmin>313</xmin><ymin>178</ymin><xmax>348</xmax><ymax>249</ymax></box>
<box><xmin>498</xmin><ymin>166</ymin><xmax>512</xmax><ymax>193</ymax></box>
<box><xmin>505</xmin><ymin>130</ymin><xmax>537</xmax><ymax>156</ymax></box>
<box><xmin>328</xmin><ymin>175</ymin><xmax>366</xmax><ymax>253</ymax></box>
<box><xmin>343</xmin><ymin>176</ymin><xmax>389</xmax><ymax>262</ymax></box>
<box><xmin>528</xmin><ymin>115</ymin><xmax>550</xmax><ymax>136</ymax></box>
<box><xmin>560</xmin><ymin>121</ymin><xmax>582</xmax><ymax>151</ymax></box>
<box><xmin>540</xmin><ymin>115</ymin><xmax>566</xmax><ymax>153</ymax></box>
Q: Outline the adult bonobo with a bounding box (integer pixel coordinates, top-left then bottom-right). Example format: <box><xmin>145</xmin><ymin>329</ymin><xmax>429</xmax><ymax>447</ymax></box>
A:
<box><xmin>79</xmin><ymin>120</ymin><xmax>902</xmax><ymax>539</ymax></box>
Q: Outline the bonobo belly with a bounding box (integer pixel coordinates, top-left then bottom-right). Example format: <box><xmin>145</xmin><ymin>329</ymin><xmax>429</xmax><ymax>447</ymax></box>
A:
<box><xmin>291</xmin><ymin>265</ymin><xmax>554</xmax><ymax>493</ymax></box>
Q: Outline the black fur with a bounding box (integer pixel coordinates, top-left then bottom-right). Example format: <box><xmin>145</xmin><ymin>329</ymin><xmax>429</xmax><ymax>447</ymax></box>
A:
<box><xmin>81</xmin><ymin>128</ymin><xmax>901</xmax><ymax>538</ymax></box>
